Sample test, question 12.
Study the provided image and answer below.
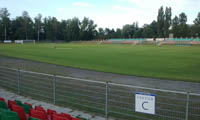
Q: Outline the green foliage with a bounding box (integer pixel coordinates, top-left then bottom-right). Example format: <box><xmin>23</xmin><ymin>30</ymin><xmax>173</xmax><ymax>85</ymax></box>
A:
<box><xmin>157</xmin><ymin>6</ymin><xmax>165</xmax><ymax>37</ymax></box>
<box><xmin>142</xmin><ymin>25</ymin><xmax>154</xmax><ymax>38</ymax></box>
<box><xmin>172</xmin><ymin>13</ymin><xmax>189</xmax><ymax>38</ymax></box>
<box><xmin>194</xmin><ymin>12</ymin><xmax>200</xmax><ymax>25</ymax></box>
<box><xmin>164</xmin><ymin>7</ymin><xmax>172</xmax><ymax>37</ymax></box>
<box><xmin>79</xmin><ymin>17</ymin><xmax>97</xmax><ymax>40</ymax></box>
<box><xmin>179</xmin><ymin>12</ymin><xmax>187</xmax><ymax>25</ymax></box>
<box><xmin>122</xmin><ymin>22</ymin><xmax>138</xmax><ymax>38</ymax></box>
<box><xmin>34</xmin><ymin>14</ymin><xmax>42</xmax><ymax>41</ymax></box>
<box><xmin>0</xmin><ymin>43</ymin><xmax>200</xmax><ymax>82</ymax></box>
<box><xmin>0</xmin><ymin>8</ymin><xmax>10</xmax><ymax>40</ymax></box>
<box><xmin>0</xmin><ymin>7</ymin><xmax>200</xmax><ymax>40</ymax></box>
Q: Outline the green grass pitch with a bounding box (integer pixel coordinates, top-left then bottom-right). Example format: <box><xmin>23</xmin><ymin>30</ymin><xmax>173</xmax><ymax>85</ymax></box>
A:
<box><xmin>0</xmin><ymin>43</ymin><xmax>200</xmax><ymax>82</ymax></box>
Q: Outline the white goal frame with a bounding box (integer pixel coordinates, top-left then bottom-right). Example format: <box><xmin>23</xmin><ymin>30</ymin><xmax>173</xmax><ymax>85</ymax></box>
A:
<box><xmin>15</xmin><ymin>40</ymin><xmax>35</xmax><ymax>44</ymax></box>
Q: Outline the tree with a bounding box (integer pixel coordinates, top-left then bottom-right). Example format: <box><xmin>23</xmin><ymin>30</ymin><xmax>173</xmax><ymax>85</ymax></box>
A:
<box><xmin>192</xmin><ymin>12</ymin><xmax>200</xmax><ymax>37</ymax></box>
<box><xmin>58</xmin><ymin>20</ymin><xmax>68</xmax><ymax>41</ymax></box>
<box><xmin>149</xmin><ymin>21</ymin><xmax>158</xmax><ymax>38</ymax></box>
<box><xmin>179</xmin><ymin>12</ymin><xmax>188</xmax><ymax>38</ymax></box>
<box><xmin>96</xmin><ymin>28</ymin><xmax>105</xmax><ymax>39</ymax></box>
<box><xmin>43</xmin><ymin>17</ymin><xmax>58</xmax><ymax>41</ymax></box>
<box><xmin>194</xmin><ymin>12</ymin><xmax>200</xmax><ymax>25</ymax></box>
<box><xmin>122</xmin><ymin>22</ymin><xmax>137</xmax><ymax>38</ymax></box>
<box><xmin>164</xmin><ymin>7</ymin><xmax>172</xmax><ymax>38</ymax></box>
<box><xmin>142</xmin><ymin>25</ymin><xmax>154</xmax><ymax>38</ymax></box>
<box><xmin>134</xmin><ymin>28</ymin><xmax>143</xmax><ymax>38</ymax></box>
<box><xmin>11</xmin><ymin>17</ymin><xmax>24</xmax><ymax>40</ymax></box>
<box><xmin>172</xmin><ymin>16</ymin><xmax>179</xmax><ymax>37</ymax></box>
<box><xmin>67</xmin><ymin>17</ymin><xmax>80</xmax><ymax>41</ymax></box>
<box><xmin>115</xmin><ymin>28</ymin><xmax>122</xmax><ymax>38</ymax></box>
<box><xmin>179</xmin><ymin>12</ymin><xmax>187</xmax><ymax>25</ymax></box>
<box><xmin>79</xmin><ymin>17</ymin><xmax>97</xmax><ymax>40</ymax></box>
<box><xmin>157</xmin><ymin>6</ymin><xmax>165</xmax><ymax>37</ymax></box>
<box><xmin>22</xmin><ymin>11</ymin><xmax>34</xmax><ymax>40</ymax></box>
<box><xmin>122</xmin><ymin>24</ymin><xmax>132</xmax><ymax>38</ymax></box>
<box><xmin>0</xmin><ymin>8</ymin><xmax>10</xmax><ymax>40</ymax></box>
<box><xmin>52</xmin><ymin>17</ymin><xmax>58</xmax><ymax>41</ymax></box>
<box><xmin>34</xmin><ymin>14</ymin><xmax>42</xmax><ymax>41</ymax></box>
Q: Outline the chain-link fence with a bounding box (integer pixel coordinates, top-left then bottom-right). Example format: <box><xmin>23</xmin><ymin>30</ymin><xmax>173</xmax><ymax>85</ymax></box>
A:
<box><xmin>0</xmin><ymin>66</ymin><xmax>200</xmax><ymax>120</ymax></box>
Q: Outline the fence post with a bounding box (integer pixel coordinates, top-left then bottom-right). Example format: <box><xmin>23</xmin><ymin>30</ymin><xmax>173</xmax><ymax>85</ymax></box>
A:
<box><xmin>105</xmin><ymin>81</ymin><xmax>109</xmax><ymax>118</ymax></box>
<box><xmin>185</xmin><ymin>92</ymin><xmax>190</xmax><ymax>120</ymax></box>
<box><xmin>17</xmin><ymin>69</ymin><xmax>20</xmax><ymax>94</ymax></box>
<box><xmin>53</xmin><ymin>75</ymin><xmax>56</xmax><ymax>105</ymax></box>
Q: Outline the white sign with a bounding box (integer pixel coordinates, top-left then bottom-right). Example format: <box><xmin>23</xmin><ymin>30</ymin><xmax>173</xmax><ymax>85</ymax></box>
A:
<box><xmin>135</xmin><ymin>92</ymin><xmax>156</xmax><ymax>114</ymax></box>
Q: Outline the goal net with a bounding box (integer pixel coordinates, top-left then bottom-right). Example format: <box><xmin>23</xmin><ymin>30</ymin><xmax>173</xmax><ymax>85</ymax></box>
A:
<box><xmin>15</xmin><ymin>40</ymin><xmax>35</xmax><ymax>44</ymax></box>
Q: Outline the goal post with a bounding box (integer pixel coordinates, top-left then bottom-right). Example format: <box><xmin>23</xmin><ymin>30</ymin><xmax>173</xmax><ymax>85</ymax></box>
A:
<box><xmin>15</xmin><ymin>40</ymin><xmax>35</xmax><ymax>44</ymax></box>
<box><xmin>23</xmin><ymin>40</ymin><xmax>35</xmax><ymax>44</ymax></box>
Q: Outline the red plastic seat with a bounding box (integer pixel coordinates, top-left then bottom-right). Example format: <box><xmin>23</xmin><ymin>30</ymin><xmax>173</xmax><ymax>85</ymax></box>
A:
<box><xmin>35</xmin><ymin>106</ymin><xmax>44</xmax><ymax>110</ymax></box>
<box><xmin>24</xmin><ymin>102</ymin><xmax>33</xmax><ymax>109</ymax></box>
<box><xmin>47</xmin><ymin>109</ymin><xmax>56</xmax><ymax>115</ymax></box>
<box><xmin>61</xmin><ymin>113</ymin><xmax>71</xmax><ymax>120</ymax></box>
<box><xmin>47</xmin><ymin>109</ymin><xmax>57</xmax><ymax>120</ymax></box>
<box><xmin>30</xmin><ymin>109</ymin><xmax>47</xmax><ymax>120</ymax></box>
<box><xmin>35</xmin><ymin>106</ymin><xmax>47</xmax><ymax>114</ymax></box>
<box><xmin>8</xmin><ymin>100</ymin><xmax>17</xmax><ymax>110</ymax></box>
<box><xmin>52</xmin><ymin>114</ymin><xmax>69</xmax><ymax>120</ymax></box>
<box><xmin>12</xmin><ymin>104</ymin><xmax>27</xmax><ymax>120</ymax></box>
<box><xmin>0</xmin><ymin>97</ymin><xmax>5</xmax><ymax>102</ymax></box>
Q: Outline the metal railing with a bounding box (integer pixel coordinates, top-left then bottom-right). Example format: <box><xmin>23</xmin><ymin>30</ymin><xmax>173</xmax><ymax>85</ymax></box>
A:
<box><xmin>0</xmin><ymin>66</ymin><xmax>200</xmax><ymax>120</ymax></box>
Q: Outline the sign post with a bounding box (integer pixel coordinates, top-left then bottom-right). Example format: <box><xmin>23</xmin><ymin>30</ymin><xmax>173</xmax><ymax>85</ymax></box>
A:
<box><xmin>135</xmin><ymin>92</ymin><xmax>156</xmax><ymax>115</ymax></box>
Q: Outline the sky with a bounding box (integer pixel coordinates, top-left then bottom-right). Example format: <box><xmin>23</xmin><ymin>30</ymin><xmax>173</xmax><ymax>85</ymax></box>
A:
<box><xmin>0</xmin><ymin>0</ymin><xmax>200</xmax><ymax>29</ymax></box>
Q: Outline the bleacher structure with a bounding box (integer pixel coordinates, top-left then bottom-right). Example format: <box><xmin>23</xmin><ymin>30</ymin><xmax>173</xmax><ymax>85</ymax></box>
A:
<box><xmin>103</xmin><ymin>38</ymin><xmax>200</xmax><ymax>46</ymax></box>
<box><xmin>102</xmin><ymin>38</ymin><xmax>145</xmax><ymax>44</ymax></box>
<box><xmin>0</xmin><ymin>97</ymin><xmax>83</xmax><ymax>120</ymax></box>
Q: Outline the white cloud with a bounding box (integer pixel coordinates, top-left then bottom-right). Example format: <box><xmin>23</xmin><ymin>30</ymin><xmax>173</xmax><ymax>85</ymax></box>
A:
<box><xmin>112</xmin><ymin>5</ymin><xmax>134</xmax><ymax>11</ymax></box>
<box><xmin>103</xmin><ymin>0</ymin><xmax>200</xmax><ymax>28</ymax></box>
<box><xmin>118</xmin><ymin>0</ymin><xmax>200</xmax><ymax>13</ymax></box>
<box><xmin>57</xmin><ymin>8</ymin><xmax>64</xmax><ymax>13</ymax></box>
<box><xmin>73</xmin><ymin>2</ymin><xmax>93</xmax><ymax>7</ymax></box>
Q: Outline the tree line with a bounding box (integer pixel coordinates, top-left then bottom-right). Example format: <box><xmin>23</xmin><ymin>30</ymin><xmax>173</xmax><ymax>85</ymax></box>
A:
<box><xmin>0</xmin><ymin>6</ymin><xmax>200</xmax><ymax>42</ymax></box>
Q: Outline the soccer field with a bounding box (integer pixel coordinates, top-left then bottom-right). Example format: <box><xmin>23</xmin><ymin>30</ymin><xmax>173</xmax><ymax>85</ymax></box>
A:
<box><xmin>0</xmin><ymin>43</ymin><xmax>200</xmax><ymax>82</ymax></box>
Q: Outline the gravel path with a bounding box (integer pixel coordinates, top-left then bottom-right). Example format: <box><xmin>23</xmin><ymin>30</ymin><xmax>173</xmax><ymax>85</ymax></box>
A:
<box><xmin>0</xmin><ymin>56</ymin><xmax>200</xmax><ymax>93</ymax></box>
<box><xmin>0</xmin><ymin>88</ymin><xmax>111</xmax><ymax>120</ymax></box>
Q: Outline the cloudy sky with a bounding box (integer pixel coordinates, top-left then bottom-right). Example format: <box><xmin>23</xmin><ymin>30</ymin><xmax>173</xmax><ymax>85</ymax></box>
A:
<box><xmin>0</xmin><ymin>0</ymin><xmax>200</xmax><ymax>29</ymax></box>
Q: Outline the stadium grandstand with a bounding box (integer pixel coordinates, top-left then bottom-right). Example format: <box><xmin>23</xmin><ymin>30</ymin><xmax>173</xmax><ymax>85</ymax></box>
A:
<box><xmin>0</xmin><ymin>97</ymin><xmax>83</xmax><ymax>120</ymax></box>
<box><xmin>103</xmin><ymin>38</ymin><xmax>200</xmax><ymax>46</ymax></box>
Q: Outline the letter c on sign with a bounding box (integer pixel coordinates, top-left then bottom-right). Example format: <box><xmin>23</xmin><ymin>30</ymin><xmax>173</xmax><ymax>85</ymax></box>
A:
<box><xmin>142</xmin><ymin>101</ymin><xmax>148</xmax><ymax>110</ymax></box>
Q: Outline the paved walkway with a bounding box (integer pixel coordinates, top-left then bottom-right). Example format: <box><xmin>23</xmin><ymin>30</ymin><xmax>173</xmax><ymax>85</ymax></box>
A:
<box><xmin>0</xmin><ymin>88</ymin><xmax>111</xmax><ymax>120</ymax></box>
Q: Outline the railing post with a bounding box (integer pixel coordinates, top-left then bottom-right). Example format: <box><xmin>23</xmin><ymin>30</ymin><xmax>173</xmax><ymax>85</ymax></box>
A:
<box><xmin>185</xmin><ymin>92</ymin><xmax>190</xmax><ymax>120</ymax></box>
<box><xmin>17</xmin><ymin>69</ymin><xmax>20</xmax><ymax>94</ymax></box>
<box><xmin>53</xmin><ymin>75</ymin><xmax>56</xmax><ymax>105</ymax></box>
<box><xmin>105</xmin><ymin>81</ymin><xmax>109</xmax><ymax>117</ymax></box>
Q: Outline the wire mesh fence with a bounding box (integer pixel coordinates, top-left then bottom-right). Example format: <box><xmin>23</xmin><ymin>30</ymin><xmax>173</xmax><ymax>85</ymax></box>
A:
<box><xmin>0</xmin><ymin>66</ymin><xmax>200</xmax><ymax>120</ymax></box>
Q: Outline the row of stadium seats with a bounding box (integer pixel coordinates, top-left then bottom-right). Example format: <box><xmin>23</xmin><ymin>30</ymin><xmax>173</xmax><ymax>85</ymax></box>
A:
<box><xmin>168</xmin><ymin>38</ymin><xmax>200</xmax><ymax>41</ymax></box>
<box><xmin>0</xmin><ymin>97</ymin><xmax>84</xmax><ymax>120</ymax></box>
<box><xmin>109</xmin><ymin>38</ymin><xmax>200</xmax><ymax>41</ymax></box>
<box><xmin>109</xmin><ymin>38</ymin><xmax>145</xmax><ymax>41</ymax></box>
